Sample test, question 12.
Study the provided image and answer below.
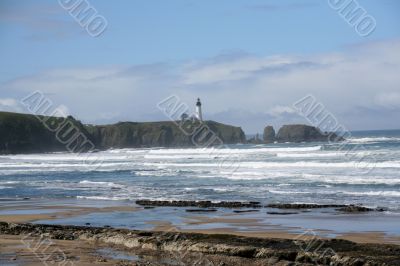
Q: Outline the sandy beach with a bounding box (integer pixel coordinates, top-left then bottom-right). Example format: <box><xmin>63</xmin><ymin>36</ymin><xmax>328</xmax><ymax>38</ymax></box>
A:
<box><xmin>1</xmin><ymin>198</ymin><xmax>400</xmax><ymax>265</ymax></box>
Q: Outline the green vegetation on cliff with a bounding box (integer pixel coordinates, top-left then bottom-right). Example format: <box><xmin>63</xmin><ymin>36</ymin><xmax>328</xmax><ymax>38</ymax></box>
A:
<box><xmin>86</xmin><ymin>120</ymin><xmax>246</xmax><ymax>149</ymax></box>
<box><xmin>0</xmin><ymin>111</ymin><xmax>246</xmax><ymax>154</ymax></box>
<box><xmin>0</xmin><ymin>111</ymin><xmax>92</xmax><ymax>154</ymax></box>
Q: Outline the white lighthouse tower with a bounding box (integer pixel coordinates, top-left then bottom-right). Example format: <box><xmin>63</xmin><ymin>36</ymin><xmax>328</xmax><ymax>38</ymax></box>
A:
<box><xmin>195</xmin><ymin>98</ymin><xmax>203</xmax><ymax>121</ymax></box>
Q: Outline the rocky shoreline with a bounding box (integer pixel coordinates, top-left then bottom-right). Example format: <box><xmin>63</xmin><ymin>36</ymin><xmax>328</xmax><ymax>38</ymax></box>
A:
<box><xmin>136</xmin><ymin>200</ymin><xmax>385</xmax><ymax>213</ymax></box>
<box><xmin>1</xmin><ymin>221</ymin><xmax>399</xmax><ymax>265</ymax></box>
<box><xmin>135</xmin><ymin>200</ymin><xmax>263</xmax><ymax>208</ymax></box>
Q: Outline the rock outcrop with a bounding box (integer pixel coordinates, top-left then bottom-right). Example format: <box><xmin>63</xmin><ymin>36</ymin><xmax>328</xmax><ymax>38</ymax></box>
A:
<box><xmin>86</xmin><ymin>120</ymin><xmax>245</xmax><ymax>149</ymax></box>
<box><xmin>0</xmin><ymin>111</ymin><xmax>94</xmax><ymax>154</ymax></box>
<box><xmin>261</xmin><ymin>124</ymin><xmax>343</xmax><ymax>144</ymax></box>
<box><xmin>276</xmin><ymin>124</ymin><xmax>343</xmax><ymax>143</ymax></box>
<box><xmin>136</xmin><ymin>200</ymin><xmax>262</xmax><ymax>208</ymax></box>
<box><xmin>0</xmin><ymin>111</ymin><xmax>246</xmax><ymax>154</ymax></box>
<box><xmin>1</xmin><ymin>222</ymin><xmax>399</xmax><ymax>265</ymax></box>
<box><xmin>263</xmin><ymin>126</ymin><xmax>275</xmax><ymax>143</ymax></box>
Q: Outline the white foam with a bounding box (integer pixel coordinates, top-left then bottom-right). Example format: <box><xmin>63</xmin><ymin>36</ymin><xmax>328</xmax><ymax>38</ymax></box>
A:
<box><xmin>142</xmin><ymin>161</ymin><xmax>400</xmax><ymax>169</ymax></box>
<box><xmin>0</xmin><ymin>181</ymin><xmax>21</xmax><ymax>184</ymax></box>
<box><xmin>341</xmin><ymin>191</ymin><xmax>400</xmax><ymax>197</ymax></box>
<box><xmin>268</xmin><ymin>189</ymin><xmax>312</xmax><ymax>195</ymax></box>
<box><xmin>76</xmin><ymin>195</ymin><xmax>130</xmax><ymax>201</ymax></box>
<box><xmin>299</xmin><ymin>174</ymin><xmax>400</xmax><ymax>185</ymax></box>
<box><xmin>78</xmin><ymin>180</ymin><xmax>125</xmax><ymax>188</ymax></box>
<box><xmin>349</xmin><ymin>137</ymin><xmax>400</xmax><ymax>143</ymax></box>
<box><xmin>146</xmin><ymin>146</ymin><xmax>322</xmax><ymax>155</ymax></box>
<box><xmin>143</xmin><ymin>154</ymin><xmax>232</xmax><ymax>159</ymax></box>
<box><xmin>276</xmin><ymin>152</ymin><xmax>341</xmax><ymax>158</ymax></box>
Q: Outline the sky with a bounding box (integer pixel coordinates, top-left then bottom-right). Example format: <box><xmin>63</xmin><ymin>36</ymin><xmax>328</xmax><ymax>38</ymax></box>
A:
<box><xmin>0</xmin><ymin>0</ymin><xmax>399</xmax><ymax>133</ymax></box>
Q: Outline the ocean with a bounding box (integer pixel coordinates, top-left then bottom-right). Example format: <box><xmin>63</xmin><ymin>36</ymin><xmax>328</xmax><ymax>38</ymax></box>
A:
<box><xmin>1</xmin><ymin>129</ymin><xmax>400</xmax><ymax>212</ymax></box>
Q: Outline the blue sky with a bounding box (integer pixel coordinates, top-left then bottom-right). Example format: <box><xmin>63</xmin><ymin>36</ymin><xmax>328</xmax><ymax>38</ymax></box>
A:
<box><xmin>1</xmin><ymin>0</ymin><xmax>400</xmax><ymax>133</ymax></box>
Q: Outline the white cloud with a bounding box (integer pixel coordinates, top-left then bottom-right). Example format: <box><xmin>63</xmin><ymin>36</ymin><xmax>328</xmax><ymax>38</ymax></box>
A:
<box><xmin>375</xmin><ymin>92</ymin><xmax>400</xmax><ymax>109</ymax></box>
<box><xmin>1</xmin><ymin>39</ymin><xmax>400</xmax><ymax>132</ymax></box>
<box><xmin>267</xmin><ymin>105</ymin><xmax>296</xmax><ymax>117</ymax></box>
<box><xmin>0</xmin><ymin>98</ymin><xmax>23</xmax><ymax>113</ymax></box>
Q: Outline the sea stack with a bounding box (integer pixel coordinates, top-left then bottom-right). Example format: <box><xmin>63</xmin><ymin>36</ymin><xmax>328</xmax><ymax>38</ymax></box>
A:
<box><xmin>263</xmin><ymin>126</ymin><xmax>276</xmax><ymax>143</ymax></box>
<box><xmin>276</xmin><ymin>124</ymin><xmax>343</xmax><ymax>143</ymax></box>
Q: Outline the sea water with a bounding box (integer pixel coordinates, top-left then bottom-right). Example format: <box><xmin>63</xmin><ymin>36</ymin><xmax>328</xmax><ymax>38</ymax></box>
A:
<box><xmin>1</xmin><ymin>129</ymin><xmax>400</xmax><ymax>212</ymax></box>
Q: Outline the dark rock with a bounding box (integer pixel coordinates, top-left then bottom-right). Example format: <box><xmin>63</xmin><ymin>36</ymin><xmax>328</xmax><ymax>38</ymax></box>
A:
<box><xmin>87</xmin><ymin>120</ymin><xmax>246</xmax><ymax>149</ymax></box>
<box><xmin>0</xmin><ymin>111</ymin><xmax>95</xmax><ymax>154</ymax></box>
<box><xmin>1</xmin><ymin>222</ymin><xmax>400</xmax><ymax>265</ymax></box>
<box><xmin>136</xmin><ymin>200</ymin><xmax>262</xmax><ymax>208</ymax></box>
<box><xmin>336</xmin><ymin>205</ymin><xmax>374</xmax><ymax>213</ymax></box>
<box><xmin>247</xmin><ymin>134</ymin><xmax>263</xmax><ymax>144</ymax></box>
<box><xmin>267</xmin><ymin>212</ymin><xmax>298</xmax><ymax>215</ymax></box>
<box><xmin>276</xmin><ymin>124</ymin><xmax>344</xmax><ymax>143</ymax></box>
<box><xmin>376</xmin><ymin>207</ymin><xmax>388</xmax><ymax>212</ymax></box>
<box><xmin>263</xmin><ymin>126</ymin><xmax>276</xmax><ymax>143</ymax></box>
<box><xmin>233</xmin><ymin>210</ymin><xmax>260</xmax><ymax>213</ymax></box>
<box><xmin>0</xmin><ymin>111</ymin><xmax>246</xmax><ymax>154</ymax></box>
<box><xmin>185</xmin><ymin>208</ymin><xmax>218</xmax><ymax>212</ymax></box>
<box><xmin>266</xmin><ymin>203</ymin><xmax>348</xmax><ymax>209</ymax></box>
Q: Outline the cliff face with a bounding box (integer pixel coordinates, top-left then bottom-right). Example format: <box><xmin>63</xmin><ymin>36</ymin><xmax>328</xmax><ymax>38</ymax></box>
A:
<box><xmin>276</xmin><ymin>124</ymin><xmax>343</xmax><ymax>143</ymax></box>
<box><xmin>86</xmin><ymin>120</ymin><xmax>246</xmax><ymax>149</ymax></box>
<box><xmin>261</xmin><ymin>124</ymin><xmax>344</xmax><ymax>143</ymax></box>
<box><xmin>263</xmin><ymin>126</ymin><xmax>275</xmax><ymax>143</ymax></box>
<box><xmin>0</xmin><ymin>111</ymin><xmax>92</xmax><ymax>154</ymax></box>
<box><xmin>0</xmin><ymin>111</ymin><xmax>246</xmax><ymax>154</ymax></box>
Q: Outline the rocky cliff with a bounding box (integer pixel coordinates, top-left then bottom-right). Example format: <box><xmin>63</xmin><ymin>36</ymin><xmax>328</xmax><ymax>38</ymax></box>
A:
<box><xmin>262</xmin><ymin>124</ymin><xmax>343</xmax><ymax>143</ymax></box>
<box><xmin>86</xmin><ymin>120</ymin><xmax>246</xmax><ymax>149</ymax></box>
<box><xmin>263</xmin><ymin>126</ymin><xmax>276</xmax><ymax>143</ymax></box>
<box><xmin>0</xmin><ymin>111</ymin><xmax>246</xmax><ymax>154</ymax></box>
<box><xmin>0</xmin><ymin>111</ymin><xmax>93</xmax><ymax>154</ymax></box>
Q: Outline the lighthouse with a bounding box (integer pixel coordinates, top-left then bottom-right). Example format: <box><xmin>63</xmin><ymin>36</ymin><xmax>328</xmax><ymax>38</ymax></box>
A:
<box><xmin>195</xmin><ymin>98</ymin><xmax>203</xmax><ymax>121</ymax></box>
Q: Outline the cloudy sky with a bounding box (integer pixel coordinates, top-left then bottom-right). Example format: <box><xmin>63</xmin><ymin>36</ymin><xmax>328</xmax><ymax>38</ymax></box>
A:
<box><xmin>1</xmin><ymin>0</ymin><xmax>399</xmax><ymax>133</ymax></box>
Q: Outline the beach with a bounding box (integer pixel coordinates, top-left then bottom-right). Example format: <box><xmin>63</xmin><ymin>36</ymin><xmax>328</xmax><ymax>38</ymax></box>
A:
<box><xmin>1</xmin><ymin>198</ymin><xmax>400</xmax><ymax>265</ymax></box>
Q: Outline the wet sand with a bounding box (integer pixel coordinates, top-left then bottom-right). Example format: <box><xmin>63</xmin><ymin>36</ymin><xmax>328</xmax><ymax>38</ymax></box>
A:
<box><xmin>1</xmin><ymin>221</ymin><xmax>400</xmax><ymax>266</ymax></box>
<box><xmin>0</xmin><ymin>205</ymin><xmax>138</xmax><ymax>223</ymax></box>
<box><xmin>1</xmin><ymin>198</ymin><xmax>400</xmax><ymax>265</ymax></box>
<box><xmin>0</xmin><ymin>234</ymin><xmax>118</xmax><ymax>266</ymax></box>
<box><xmin>1</xmin><ymin>198</ymin><xmax>400</xmax><ymax>245</ymax></box>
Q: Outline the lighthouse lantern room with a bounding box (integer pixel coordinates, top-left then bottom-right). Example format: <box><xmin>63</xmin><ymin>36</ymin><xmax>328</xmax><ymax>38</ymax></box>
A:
<box><xmin>195</xmin><ymin>98</ymin><xmax>203</xmax><ymax>121</ymax></box>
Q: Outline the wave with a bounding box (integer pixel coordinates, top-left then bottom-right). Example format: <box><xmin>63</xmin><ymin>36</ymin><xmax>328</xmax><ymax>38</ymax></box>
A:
<box><xmin>142</xmin><ymin>161</ymin><xmax>400</xmax><ymax>169</ymax></box>
<box><xmin>276</xmin><ymin>152</ymin><xmax>340</xmax><ymax>158</ymax></box>
<box><xmin>341</xmin><ymin>191</ymin><xmax>400</xmax><ymax>197</ymax></box>
<box><xmin>0</xmin><ymin>181</ymin><xmax>21</xmax><ymax>185</ymax></box>
<box><xmin>299</xmin><ymin>174</ymin><xmax>400</xmax><ymax>185</ymax></box>
<box><xmin>76</xmin><ymin>195</ymin><xmax>130</xmax><ymax>201</ymax></box>
<box><xmin>268</xmin><ymin>189</ymin><xmax>312</xmax><ymax>195</ymax></box>
<box><xmin>146</xmin><ymin>146</ymin><xmax>322</xmax><ymax>155</ymax></box>
<box><xmin>143</xmin><ymin>154</ymin><xmax>233</xmax><ymax>160</ymax></box>
<box><xmin>183</xmin><ymin>187</ymin><xmax>230</xmax><ymax>192</ymax></box>
<box><xmin>349</xmin><ymin>137</ymin><xmax>400</xmax><ymax>143</ymax></box>
<box><xmin>0</xmin><ymin>162</ymin><xmax>132</xmax><ymax>168</ymax></box>
<box><xmin>78</xmin><ymin>180</ymin><xmax>125</xmax><ymax>188</ymax></box>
